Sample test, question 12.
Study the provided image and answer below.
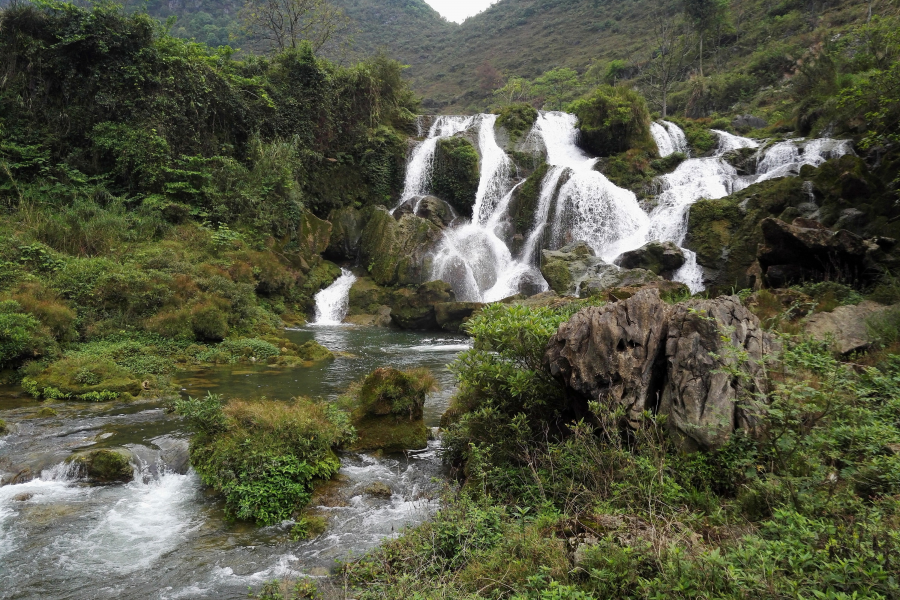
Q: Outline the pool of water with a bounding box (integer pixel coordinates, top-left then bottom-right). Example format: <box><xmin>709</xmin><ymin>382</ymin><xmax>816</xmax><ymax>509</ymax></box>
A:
<box><xmin>0</xmin><ymin>326</ymin><xmax>469</xmax><ymax>599</ymax></box>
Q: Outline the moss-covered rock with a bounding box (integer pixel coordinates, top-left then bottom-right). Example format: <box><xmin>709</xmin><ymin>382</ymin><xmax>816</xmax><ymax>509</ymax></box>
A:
<box><xmin>67</xmin><ymin>449</ymin><xmax>133</xmax><ymax>483</ymax></box>
<box><xmin>325</xmin><ymin>207</ymin><xmax>366</xmax><ymax>261</ymax></box>
<box><xmin>432</xmin><ymin>137</ymin><xmax>480</xmax><ymax>217</ymax></box>
<box><xmin>297</xmin><ymin>260</ymin><xmax>342</xmax><ymax>312</ymax></box>
<box><xmin>495</xmin><ymin>103</ymin><xmax>538</xmax><ymax>143</ymax></box>
<box><xmin>570</xmin><ymin>85</ymin><xmax>656</xmax><ymax>157</ymax></box>
<box><xmin>434</xmin><ymin>301</ymin><xmax>484</xmax><ymax>333</ymax></box>
<box><xmin>296</xmin><ymin>340</ymin><xmax>335</xmax><ymax>362</ymax></box>
<box><xmin>297</xmin><ymin>209</ymin><xmax>333</xmax><ymax>261</ymax></box>
<box><xmin>359</xmin><ymin>207</ymin><xmax>443</xmax><ymax>286</ymax></box>
<box><xmin>349</xmin><ymin>367</ymin><xmax>435</xmax><ymax>452</ymax></box>
<box><xmin>0</xmin><ymin>418</ymin><xmax>7</xmax><ymax>435</ymax></box>
<box><xmin>390</xmin><ymin>281</ymin><xmax>455</xmax><ymax>330</ymax></box>
<box><xmin>614</xmin><ymin>241</ymin><xmax>685</xmax><ymax>277</ymax></box>
<box><xmin>23</xmin><ymin>356</ymin><xmax>141</xmax><ymax>401</ymax></box>
<box><xmin>508</xmin><ymin>162</ymin><xmax>551</xmax><ymax>237</ymax></box>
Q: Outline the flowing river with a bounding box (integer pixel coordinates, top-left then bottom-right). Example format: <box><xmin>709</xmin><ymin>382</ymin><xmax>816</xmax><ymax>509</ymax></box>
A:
<box><xmin>0</xmin><ymin>326</ymin><xmax>469</xmax><ymax>599</ymax></box>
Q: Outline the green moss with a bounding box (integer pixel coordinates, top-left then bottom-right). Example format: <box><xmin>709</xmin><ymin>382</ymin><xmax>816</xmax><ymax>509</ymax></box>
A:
<box><xmin>359</xmin><ymin>208</ymin><xmax>441</xmax><ymax>286</ymax></box>
<box><xmin>570</xmin><ymin>85</ymin><xmax>656</xmax><ymax>156</ymax></box>
<box><xmin>510</xmin><ymin>162</ymin><xmax>550</xmax><ymax>233</ymax></box>
<box><xmin>25</xmin><ymin>355</ymin><xmax>140</xmax><ymax>401</ymax></box>
<box><xmin>432</xmin><ymin>137</ymin><xmax>480</xmax><ymax>217</ymax></box>
<box><xmin>495</xmin><ymin>103</ymin><xmax>538</xmax><ymax>142</ymax></box>
<box><xmin>67</xmin><ymin>449</ymin><xmax>133</xmax><ymax>483</ymax></box>
<box><xmin>34</xmin><ymin>406</ymin><xmax>58</xmax><ymax>418</ymax></box>
<box><xmin>296</xmin><ymin>340</ymin><xmax>335</xmax><ymax>362</ymax></box>
<box><xmin>350</xmin><ymin>414</ymin><xmax>429</xmax><ymax>453</ymax></box>
<box><xmin>0</xmin><ymin>418</ymin><xmax>7</xmax><ymax>434</ymax></box>
<box><xmin>540</xmin><ymin>258</ymin><xmax>574</xmax><ymax>296</ymax></box>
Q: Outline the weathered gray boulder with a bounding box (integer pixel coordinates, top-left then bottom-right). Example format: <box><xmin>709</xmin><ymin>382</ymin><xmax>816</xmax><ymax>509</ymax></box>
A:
<box><xmin>545</xmin><ymin>290</ymin><xmax>774</xmax><ymax>450</ymax></box>
<box><xmin>544</xmin><ymin>289</ymin><xmax>671</xmax><ymax>427</ymax></box>
<box><xmin>661</xmin><ymin>296</ymin><xmax>772</xmax><ymax>451</ymax></box>
<box><xmin>541</xmin><ymin>241</ymin><xmax>662</xmax><ymax>297</ymax></box>
<box><xmin>394</xmin><ymin>195</ymin><xmax>458</xmax><ymax>229</ymax></box>
<box><xmin>614</xmin><ymin>241</ymin><xmax>685</xmax><ymax>278</ymax></box>
<box><xmin>731</xmin><ymin>114</ymin><xmax>768</xmax><ymax>130</ymax></box>
<box><xmin>805</xmin><ymin>301</ymin><xmax>897</xmax><ymax>354</ymax></box>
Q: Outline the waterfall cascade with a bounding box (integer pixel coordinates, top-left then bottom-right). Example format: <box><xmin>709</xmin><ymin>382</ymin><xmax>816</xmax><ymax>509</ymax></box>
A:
<box><xmin>399</xmin><ymin>113</ymin><xmax>852</xmax><ymax>300</ymax></box>
<box><xmin>313</xmin><ymin>268</ymin><xmax>357</xmax><ymax>325</ymax></box>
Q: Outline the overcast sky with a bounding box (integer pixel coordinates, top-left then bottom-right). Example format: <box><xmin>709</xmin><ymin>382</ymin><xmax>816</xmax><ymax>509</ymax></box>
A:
<box><xmin>423</xmin><ymin>0</ymin><xmax>500</xmax><ymax>23</ymax></box>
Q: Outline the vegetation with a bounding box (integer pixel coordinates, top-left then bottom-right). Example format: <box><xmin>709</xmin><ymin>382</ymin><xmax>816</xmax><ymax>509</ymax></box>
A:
<box><xmin>339</xmin><ymin>299</ymin><xmax>900</xmax><ymax>599</ymax></box>
<box><xmin>0</xmin><ymin>0</ymin><xmax>417</xmax><ymax>397</ymax></box>
<box><xmin>175</xmin><ymin>392</ymin><xmax>355</xmax><ymax>525</ymax></box>
<box><xmin>432</xmin><ymin>137</ymin><xmax>480</xmax><ymax>217</ymax></box>
<box><xmin>570</xmin><ymin>85</ymin><xmax>656</xmax><ymax>156</ymax></box>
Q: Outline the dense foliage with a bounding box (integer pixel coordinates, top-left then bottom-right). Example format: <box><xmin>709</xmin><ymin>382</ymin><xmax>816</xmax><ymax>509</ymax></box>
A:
<box><xmin>570</xmin><ymin>85</ymin><xmax>655</xmax><ymax>156</ymax></box>
<box><xmin>175</xmin><ymin>392</ymin><xmax>354</xmax><ymax>525</ymax></box>
<box><xmin>342</xmin><ymin>300</ymin><xmax>900</xmax><ymax>599</ymax></box>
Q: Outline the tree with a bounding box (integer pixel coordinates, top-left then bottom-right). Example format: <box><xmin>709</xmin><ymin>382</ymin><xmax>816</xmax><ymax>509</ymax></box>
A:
<box><xmin>531</xmin><ymin>67</ymin><xmax>581</xmax><ymax>111</ymax></box>
<box><xmin>476</xmin><ymin>62</ymin><xmax>504</xmax><ymax>93</ymax></box>
<box><xmin>643</xmin><ymin>14</ymin><xmax>693</xmax><ymax>117</ymax></box>
<box><xmin>682</xmin><ymin>0</ymin><xmax>729</xmax><ymax>77</ymax></box>
<box><xmin>494</xmin><ymin>76</ymin><xmax>533</xmax><ymax>106</ymax></box>
<box><xmin>240</xmin><ymin>0</ymin><xmax>349</xmax><ymax>53</ymax></box>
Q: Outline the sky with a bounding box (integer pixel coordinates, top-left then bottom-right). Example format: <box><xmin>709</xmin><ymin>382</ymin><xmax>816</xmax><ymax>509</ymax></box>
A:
<box><xmin>423</xmin><ymin>0</ymin><xmax>500</xmax><ymax>23</ymax></box>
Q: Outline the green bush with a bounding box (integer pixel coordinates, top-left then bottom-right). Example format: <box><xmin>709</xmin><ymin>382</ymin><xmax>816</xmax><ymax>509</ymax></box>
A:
<box><xmin>176</xmin><ymin>393</ymin><xmax>354</xmax><ymax>525</ymax></box>
<box><xmin>0</xmin><ymin>299</ymin><xmax>56</xmax><ymax>368</ymax></box>
<box><xmin>569</xmin><ymin>85</ymin><xmax>655</xmax><ymax>156</ymax></box>
<box><xmin>495</xmin><ymin>103</ymin><xmax>539</xmax><ymax>141</ymax></box>
<box><xmin>23</xmin><ymin>355</ymin><xmax>141</xmax><ymax>400</ymax></box>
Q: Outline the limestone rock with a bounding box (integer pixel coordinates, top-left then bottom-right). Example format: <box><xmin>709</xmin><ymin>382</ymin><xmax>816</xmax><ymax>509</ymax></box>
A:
<box><xmin>541</xmin><ymin>241</ymin><xmax>662</xmax><ymax>297</ymax></box>
<box><xmin>66</xmin><ymin>449</ymin><xmax>133</xmax><ymax>483</ymax></box>
<box><xmin>364</xmin><ymin>481</ymin><xmax>393</xmax><ymax>498</ymax></box>
<box><xmin>614</xmin><ymin>241</ymin><xmax>685</xmax><ymax>278</ymax></box>
<box><xmin>758</xmin><ymin>217</ymin><xmax>869</xmax><ymax>286</ymax></box>
<box><xmin>326</xmin><ymin>207</ymin><xmax>365</xmax><ymax>260</ymax></box>
<box><xmin>350</xmin><ymin>368</ymin><xmax>429</xmax><ymax>452</ymax></box>
<box><xmin>661</xmin><ymin>296</ymin><xmax>772</xmax><ymax>450</ymax></box>
<box><xmin>390</xmin><ymin>281</ymin><xmax>455</xmax><ymax>330</ymax></box>
<box><xmin>544</xmin><ymin>288</ymin><xmax>671</xmax><ymax>426</ymax></box>
<box><xmin>345</xmin><ymin>306</ymin><xmax>393</xmax><ymax>328</ymax></box>
<box><xmin>805</xmin><ymin>301</ymin><xmax>896</xmax><ymax>354</ymax></box>
<box><xmin>359</xmin><ymin>207</ymin><xmax>443</xmax><ymax>286</ymax></box>
<box><xmin>731</xmin><ymin>114</ymin><xmax>768</xmax><ymax>130</ymax></box>
<box><xmin>297</xmin><ymin>209</ymin><xmax>333</xmax><ymax>260</ymax></box>
<box><xmin>434</xmin><ymin>301</ymin><xmax>483</xmax><ymax>333</ymax></box>
<box><xmin>394</xmin><ymin>195</ymin><xmax>458</xmax><ymax>228</ymax></box>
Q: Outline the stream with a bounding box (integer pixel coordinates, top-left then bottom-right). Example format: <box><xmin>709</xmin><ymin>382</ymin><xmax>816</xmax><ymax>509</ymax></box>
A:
<box><xmin>0</xmin><ymin>326</ymin><xmax>469</xmax><ymax>599</ymax></box>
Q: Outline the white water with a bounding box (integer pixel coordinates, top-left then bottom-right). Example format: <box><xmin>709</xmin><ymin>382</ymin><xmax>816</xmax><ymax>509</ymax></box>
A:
<box><xmin>395</xmin><ymin>115</ymin><xmax>475</xmax><ymax>211</ymax></box>
<box><xmin>754</xmin><ymin>138</ymin><xmax>853</xmax><ymax>184</ymax></box>
<box><xmin>313</xmin><ymin>268</ymin><xmax>357</xmax><ymax>325</ymax></box>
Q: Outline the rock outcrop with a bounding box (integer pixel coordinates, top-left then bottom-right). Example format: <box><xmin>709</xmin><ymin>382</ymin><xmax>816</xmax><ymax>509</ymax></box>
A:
<box><xmin>359</xmin><ymin>207</ymin><xmax>443</xmax><ymax>286</ymax></box>
<box><xmin>350</xmin><ymin>368</ymin><xmax>430</xmax><ymax>453</ymax></box>
<box><xmin>804</xmin><ymin>301</ymin><xmax>898</xmax><ymax>354</ymax></box>
<box><xmin>393</xmin><ymin>195</ymin><xmax>458</xmax><ymax>228</ymax></box>
<box><xmin>325</xmin><ymin>206</ymin><xmax>365</xmax><ymax>260</ymax></box>
<box><xmin>540</xmin><ymin>241</ymin><xmax>662</xmax><ymax>297</ymax></box>
<box><xmin>614</xmin><ymin>241</ymin><xmax>685</xmax><ymax>278</ymax></box>
<box><xmin>545</xmin><ymin>289</ymin><xmax>774</xmax><ymax>450</ymax></box>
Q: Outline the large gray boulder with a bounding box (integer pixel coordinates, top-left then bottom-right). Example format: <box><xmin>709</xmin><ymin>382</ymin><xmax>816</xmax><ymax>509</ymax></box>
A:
<box><xmin>805</xmin><ymin>301</ymin><xmax>897</xmax><ymax>354</ymax></box>
<box><xmin>544</xmin><ymin>288</ymin><xmax>670</xmax><ymax>427</ymax></box>
<box><xmin>545</xmin><ymin>290</ymin><xmax>774</xmax><ymax>450</ymax></box>
<box><xmin>661</xmin><ymin>296</ymin><xmax>772</xmax><ymax>450</ymax></box>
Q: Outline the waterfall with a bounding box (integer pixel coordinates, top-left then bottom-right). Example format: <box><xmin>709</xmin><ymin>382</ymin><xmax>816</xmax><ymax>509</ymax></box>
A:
<box><xmin>313</xmin><ymin>268</ymin><xmax>357</xmax><ymax>325</ymax></box>
<box><xmin>754</xmin><ymin>138</ymin><xmax>853</xmax><ymax>184</ymax></box>
<box><xmin>395</xmin><ymin>116</ymin><xmax>475</xmax><ymax>212</ymax></box>
<box><xmin>651</xmin><ymin>122</ymin><xmax>675</xmax><ymax>157</ymax></box>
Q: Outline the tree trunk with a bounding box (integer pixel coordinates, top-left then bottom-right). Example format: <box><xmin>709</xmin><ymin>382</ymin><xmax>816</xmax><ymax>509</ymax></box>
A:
<box><xmin>699</xmin><ymin>36</ymin><xmax>704</xmax><ymax>78</ymax></box>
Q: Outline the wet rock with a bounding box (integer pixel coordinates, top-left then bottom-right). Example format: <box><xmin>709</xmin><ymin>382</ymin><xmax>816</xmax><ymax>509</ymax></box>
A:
<box><xmin>835</xmin><ymin>208</ymin><xmax>868</xmax><ymax>231</ymax></box>
<box><xmin>432</xmin><ymin>137</ymin><xmax>480</xmax><ymax>217</ymax></box>
<box><xmin>390</xmin><ymin>281</ymin><xmax>455</xmax><ymax>330</ymax></box>
<box><xmin>434</xmin><ymin>301</ymin><xmax>483</xmax><ymax>333</ymax></box>
<box><xmin>731</xmin><ymin>114</ymin><xmax>768</xmax><ymax>131</ymax></box>
<box><xmin>345</xmin><ymin>306</ymin><xmax>393</xmax><ymax>328</ymax></box>
<box><xmin>349</xmin><ymin>368</ymin><xmax>430</xmax><ymax>452</ymax></box>
<box><xmin>26</xmin><ymin>356</ymin><xmax>141</xmax><ymax>401</ymax></box>
<box><xmin>325</xmin><ymin>207</ymin><xmax>365</xmax><ymax>260</ymax></box>
<box><xmin>363</xmin><ymin>481</ymin><xmax>393</xmax><ymax>498</ymax></box>
<box><xmin>67</xmin><ymin>449</ymin><xmax>134</xmax><ymax>483</ymax></box>
<box><xmin>13</xmin><ymin>492</ymin><xmax>33</xmax><ymax>502</ymax></box>
<box><xmin>296</xmin><ymin>340</ymin><xmax>335</xmax><ymax>362</ymax></box>
<box><xmin>359</xmin><ymin>207</ymin><xmax>443</xmax><ymax>286</ymax></box>
<box><xmin>805</xmin><ymin>301</ymin><xmax>898</xmax><ymax>354</ymax></box>
<box><xmin>150</xmin><ymin>435</ymin><xmax>191</xmax><ymax>474</ymax></box>
<box><xmin>297</xmin><ymin>209</ymin><xmax>333</xmax><ymax>260</ymax></box>
<box><xmin>545</xmin><ymin>291</ymin><xmax>774</xmax><ymax>450</ymax></box>
<box><xmin>544</xmin><ymin>289</ymin><xmax>671</xmax><ymax>427</ymax></box>
<box><xmin>541</xmin><ymin>241</ymin><xmax>663</xmax><ymax>297</ymax></box>
<box><xmin>614</xmin><ymin>241</ymin><xmax>685</xmax><ymax>278</ymax></box>
<box><xmin>661</xmin><ymin>296</ymin><xmax>773</xmax><ymax>451</ymax></box>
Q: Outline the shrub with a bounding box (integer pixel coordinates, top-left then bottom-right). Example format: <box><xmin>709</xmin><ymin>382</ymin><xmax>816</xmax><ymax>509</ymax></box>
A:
<box><xmin>570</xmin><ymin>85</ymin><xmax>655</xmax><ymax>156</ymax></box>
<box><xmin>0</xmin><ymin>299</ymin><xmax>56</xmax><ymax>368</ymax></box>
<box><xmin>496</xmin><ymin>103</ymin><xmax>539</xmax><ymax>141</ymax></box>
<box><xmin>191</xmin><ymin>300</ymin><xmax>230</xmax><ymax>341</ymax></box>
<box><xmin>24</xmin><ymin>355</ymin><xmax>140</xmax><ymax>400</ymax></box>
<box><xmin>176</xmin><ymin>393</ymin><xmax>354</xmax><ymax>525</ymax></box>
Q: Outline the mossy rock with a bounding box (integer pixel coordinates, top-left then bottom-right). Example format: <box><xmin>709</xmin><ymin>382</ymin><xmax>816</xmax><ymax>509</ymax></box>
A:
<box><xmin>67</xmin><ymin>449</ymin><xmax>133</xmax><ymax>483</ymax></box>
<box><xmin>296</xmin><ymin>340</ymin><xmax>335</xmax><ymax>362</ymax></box>
<box><xmin>389</xmin><ymin>281</ymin><xmax>454</xmax><ymax>330</ymax></box>
<box><xmin>297</xmin><ymin>260</ymin><xmax>342</xmax><ymax>311</ymax></box>
<box><xmin>297</xmin><ymin>209</ymin><xmax>333</xmax><ymax>260</ymax></box>
<box><xmin>326</xmin><ymin>206</ymin><xmax>366</xmax><ymax>261</ymax></box>
<box><xmin>25</xmin><ymin>356</ymin><xmax>141</xmax><ymax>401</ymax></box>
<box><xmin>33</xmin><ymin>406</ymin><xmax>58</xmax><ymax>418</ymax></box>
<box><xmin>508</xmin><ymin>161</ymin><xmax>551</xmax><ymax>236</ymax></box>
<box><xmin>495</xmin><ymin>103</ymin><xmax>538</xmax><ymax>143</ymax></box>
<box><xmin>350</xmin><ymin>367</ymin><xmax>432</xmax><ymax>452</ymax></box>
<box><xmin>348</xmin><ymin>276</ymin><xmax>395</xmax><ymax>315</ymax></box>
<box><xmin>359</xmin><ymin>207</ymin><xmax>442</xmax><ymax>286</ymax></box>
<box><xmin>570</xmin><ymin>85</ymin><xmax>656</xmax><ymax>156</ymax></box>
<box><xmin>432</xmin><ymin>136</ymin><xmax>480</xmax><ymax>217</ymax></box>
<box><xmin>0</xmin><ymin>418</ymin><xmax>7</xmax><ymax>434</ymax></box>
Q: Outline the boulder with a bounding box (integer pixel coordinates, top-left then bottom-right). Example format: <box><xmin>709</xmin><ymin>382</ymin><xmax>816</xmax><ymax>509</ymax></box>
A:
<box><xmin>326</xmin><ymin>207</ymin><xmax>365</xmax><ymax>260</ymax></box>
<box><xmin>394</xmin><ymin>195</ymin><xmax>458</xmax><ymax>228</ymax></box>
<box><xmin>350</xmin><ymin>368</ymin><xmax>430</xmax><ymax>452</ymax></box>
<box><xmin>541</xmin><ymin>241</ymin><xmax>663</xmax><ymax>297</ymax></box>
<box><xmin>359</xmin><ymin>207</ymin><xmax>443</xmax><ymax>286</ymax></box>
<box><xmin>661</xmin><ymin>296</ymin><xmax>773</xmax><ymax>450</ymax></box>
<box><xmin>432</xmin><ymin>137</ymin><xmax>480</xmax><ymax>217</ymax></box>
<box><xmin>544</xmin><ymin>288</ymin><xmax>671</xmax><ymax>427</ymax></box>
<box><xmin>345</xmin><ymin>306</ymin><xmax>393</xmax><ymax>328</ymax></box>
<box><xmin>545</xmin><ymin>290</ymin><xmax>774</xmax><ymax>450</ymax></box>
<box><xmin>804</xmin><ymin>301</ymin><xmax>896</xmax><ymax>354</ymax></box>
<box><xmin>297</xmin><ymin>209</ymin><xmax>332</xmax><ymax>259</ymax></box>
<box><xmin>66</xmin><ymin>449</ymin><xmax>133</xmax><ymax>483</ymax></box>
<box><xmin>614</xmin><ymin>241</ymin><xmax>685</xmax><ymax>278</ymax></box>
<box><xmin>757</xmin><ymin>217</ymin><xmax>871</xmax><ymax>286</ymax></box>
<box><xmin>390</xmin><ymin>281</ymin><xmax>455</xmax><ymax>330</ymax></box>
<box><xmin>434</xmin><ymin>301</ymin><xmax>484</xmax><ymax>333</ymax></box>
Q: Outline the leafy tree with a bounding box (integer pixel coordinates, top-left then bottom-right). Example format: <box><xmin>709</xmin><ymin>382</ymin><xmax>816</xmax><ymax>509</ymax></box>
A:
<box><xmin>239</xmin><ymin>0</ymin><xmax>350</xmax><ymax>53</ymax></box>
<box><xmin>532</xmin><ymin>67</ymin><xmax>581</xmax><ymax>111</ymax></box>
<box><xmin>682</xmin><ymin>0</ymin><xmax>729</xmax><ymax>76</ymax></box>
<box><xmin>643</xmin><ymin>13</ymin><xmax>693</xmax><ymax>117</ymax></box>
<box><xmin>494</xmin><ymin>76</ymin><xmax>534</xmax><ymax>106</ymax></box>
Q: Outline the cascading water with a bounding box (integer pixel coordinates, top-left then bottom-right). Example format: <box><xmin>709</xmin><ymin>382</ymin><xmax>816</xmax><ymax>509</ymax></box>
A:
<box><xmin>313</xmin><ymin>268</ymin><xmax>357</xmax><ymax>325</ymax></box>
<box><xmin>754</xmin><ymin>138</ymin><xmax>853</xmax><ymax>184</ymax></box>
<box><xmin>395</xmin><ymin>115</ymin><xmax>475</xmax><ymax>212</ymax></box>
